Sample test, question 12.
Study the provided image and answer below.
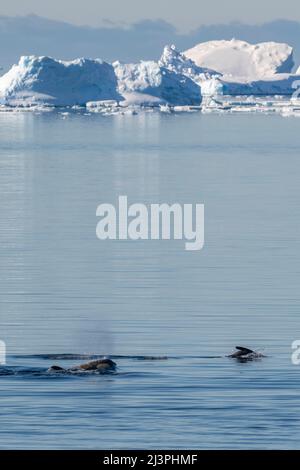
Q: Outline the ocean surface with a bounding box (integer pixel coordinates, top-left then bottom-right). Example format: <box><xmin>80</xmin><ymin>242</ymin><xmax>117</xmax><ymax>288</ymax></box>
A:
<box><xmin>0</xmin><ymin>109</ymin><xmax>300</xmax><ymax>449</ymax></box>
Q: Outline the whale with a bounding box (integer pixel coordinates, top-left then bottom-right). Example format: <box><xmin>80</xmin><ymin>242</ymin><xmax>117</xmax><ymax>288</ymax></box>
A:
<box><xmin>48</xmin><ymin>358</ymin><xmax>117</xmax><ymax>373</ymax></box>
<box><xmin>45</xmin><ymin>347</ymin><xmax>265</xmax><ymax>374</ymax></box>
<box><xmin>227</xmin><ymin>346</ymin><xmax>264</xmax><ymax>360</ymax></box>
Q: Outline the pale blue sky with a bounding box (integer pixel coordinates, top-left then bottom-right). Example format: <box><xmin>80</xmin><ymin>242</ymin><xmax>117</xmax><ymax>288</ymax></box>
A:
<box><xmin>1</xmin><ymin>0</ymin><xmax>300</xmax><ymax>31</ymax></box>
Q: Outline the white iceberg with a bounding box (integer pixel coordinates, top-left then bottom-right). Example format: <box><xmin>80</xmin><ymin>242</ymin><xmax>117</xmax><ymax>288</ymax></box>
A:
<box><xmin>201</xmin><ymin>73</ymin><xmax>300</xmax><ymax>96</ymax></box>
<box><xmin>200</xmin><ymin>77</ymin><xmax>224</xmax><ymax>96</ymax></box>
<box><xmin>184</xmin><ymin>39</ymin><xmax>294</xmax><ymax>79</ymax></box>
<box><xmin>222</xmin><ymin>73</ymin><xmax>300</xmax><ymax>96</ymax></box>
<box><xmin>0</xmin><ymin>55</ymin><xmax>121</xmax><ymax>106</ymax></box>
<box><xmin>0</xmin><ymin>54</ymin><xmax>202</xmax><ymax>108</ymax></box>
<box><xmin>114</xmin><ymin>59</ymin><xmax>202</xmax><ymax>106</ymax></box>
<box><xmin>158</xmin><ymin>45</ymin><xmax>220</xmax><ymax>83</ymax></box>
<box><xmin>185</xmin><ymin>40</ymin><xmax>300</xmax><ymax>98</ymax></box>
<box><xmin>1</xmin><ymin>40</ymin><xmax>299</xmax><ymax>109</ymax></box>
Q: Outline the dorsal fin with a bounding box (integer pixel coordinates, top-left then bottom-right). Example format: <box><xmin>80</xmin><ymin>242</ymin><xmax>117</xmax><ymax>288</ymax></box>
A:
<box><xmin>236</xmin><ymin>346</ymin><xmax>254</xmax><ymax>354</ymax></box>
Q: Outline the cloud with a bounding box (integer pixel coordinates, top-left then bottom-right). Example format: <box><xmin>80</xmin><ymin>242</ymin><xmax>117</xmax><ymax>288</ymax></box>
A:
<box><xmin>0</xmin><ymin>15</ymin><xmax>299</xmax><ymax>72</ymax></box>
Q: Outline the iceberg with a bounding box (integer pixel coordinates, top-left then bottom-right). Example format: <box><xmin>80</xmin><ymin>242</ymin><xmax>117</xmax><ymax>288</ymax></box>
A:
<box><xmin>201</xmin><ymin>73</ymin><xmax>300</xmax><ymax>96</ymax></box>
<box><xmin>0</xmin><ymin>39</ymin><xmax>299</xmax><ymax>109</ymax></box>
<box><xmin>158</xmin><ymin>45</ymin><xmax>220</xmax><ymax>83</ymax></box>
<box><xmin>200</xmin><ymin>77</ymin><xmax>224</xmax><ymax>97</ymax></box>
<box><xmin>184</xmin><ymin>39</ymin><xmax>294</xmax><ymax>79</ymax></box>
<box><xmin>113</xmin><ymin>59</ymin><xmax>202</xmax><ymax>106</ymax></box>
<box><xmin>0</xmin><ymin>54</ymin><xmax>202</xmax><ymax>108</ymax></box>
<box><xmin>195</xmin><ymin>40</ymin><xmax>300</xmax><ymax>98</ymax></box>
<box><xmin>221</xmin><ymin>73</ymin><xmax>300</xmax><ymax>96</ymax></box>
<box><xmin>0</xmin><ymin>55</ymin><xmax>122</xmax><ymax>106</ymax></box>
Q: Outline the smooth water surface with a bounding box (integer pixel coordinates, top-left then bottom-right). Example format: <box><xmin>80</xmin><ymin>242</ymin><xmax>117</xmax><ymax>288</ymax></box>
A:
<box><xmin>0</xmin><ymin>110</ymin><xmax>300</xmax><ymax>449</ymax></box>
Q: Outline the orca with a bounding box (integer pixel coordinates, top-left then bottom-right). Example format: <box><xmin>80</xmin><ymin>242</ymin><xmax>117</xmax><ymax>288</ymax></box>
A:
<box><xmin>228</xmin><ymin>346</ymin><xmax>264</xmax><ymax>360</ymax></box>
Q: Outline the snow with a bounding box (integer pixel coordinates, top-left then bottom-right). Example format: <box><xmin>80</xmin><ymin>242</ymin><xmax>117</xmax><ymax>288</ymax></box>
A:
<box><xmin>196</xmin><ymin>40</ymin><xmax>300</xmax><ymax>97</ymax></box>
<box><xmin>184</xmin><ymin>39</ymin><xmax>294</xmax><ymax>79</ymax></box>
<box><xmin>0</xmin><ymin>55</ymin><xmax>121</xmax><ymax>106</ymax></box>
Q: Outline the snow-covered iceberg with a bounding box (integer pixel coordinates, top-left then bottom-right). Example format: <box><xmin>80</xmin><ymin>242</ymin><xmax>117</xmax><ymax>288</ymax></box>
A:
<box><xmin>0</xmin><ymin>54</ymin><xmax>202</xmax><ymax>107</ymax></box>
<box><xmin>0</xmin><ymin>39</ymin><xmax>299</xmax><ymax>109</ymax></box>
<box><xmin>159</xmin><ymin>43</ymin><xmax>300</xmax><ymax>99</ymax></box>
<box><xmin>0</xmin><ymin>56</ymin><xmax>122</xmax><ymax>106</ymax></box>
<box><xmin>190</xmin><ymin>39</ymin><xmax>300</xmax><ymax>98</ymax></box>
<box><xmin>158</xmin><ymin>45</ymin><xmax>220</xmax><ymax>83</ymax></box>
<box><xmin>184</xmin><ymin>39</ymin><xmax>294</xmax><ymax>79</ymax></box>
<box><xmin>113</xmin><ymin>59</ymin><xmax>202</xmax><ymax>106</ymax></box>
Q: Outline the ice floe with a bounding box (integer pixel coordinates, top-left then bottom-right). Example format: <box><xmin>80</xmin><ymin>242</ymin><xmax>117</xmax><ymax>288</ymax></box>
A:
<box><xmin>201</xmin><ymin>95</ymin><xmax>300</xmax><ymax>117</ymax></box>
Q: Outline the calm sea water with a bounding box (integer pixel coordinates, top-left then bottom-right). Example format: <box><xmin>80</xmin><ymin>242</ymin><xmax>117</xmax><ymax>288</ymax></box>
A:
<box><xmin>0</xmin><ymin>110</ymin><xmax>300</xmax><ymax>449</ymax></box>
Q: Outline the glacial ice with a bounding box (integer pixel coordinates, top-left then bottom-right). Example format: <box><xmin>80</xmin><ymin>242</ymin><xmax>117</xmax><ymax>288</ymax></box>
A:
<box><xmin>0</xmin><ymin>39</ymin><xmax>299</xmax><ymax>112</ymax></box>
<box><xmin>113</xmin><ymin>59</ymin><xmax>202</xmax><ymax>106</ymax></box>
<box><xmin>193</xmin><ymin>40</ymin><xmax>300</xmax><ymax>99</ymax></box>
<box><xmin>200</xmin><ymin>74</ymin><xmax>300</xmax><ymax>97</ymax></box>
<box><xmin>0</xmin><ymin>56</ymin><xmax>121</xmax><ymax>106</ymax></box>
<box><xmin>184</xmin><ymin>39</ymin><xmax>294</xmax><ymax>79</ymax></box>
<box><xmin>158</xmin><ymin>45</ymin><xmax>220</xmax><ymax>83</ymax></box>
